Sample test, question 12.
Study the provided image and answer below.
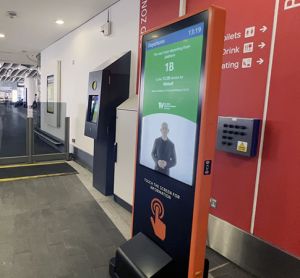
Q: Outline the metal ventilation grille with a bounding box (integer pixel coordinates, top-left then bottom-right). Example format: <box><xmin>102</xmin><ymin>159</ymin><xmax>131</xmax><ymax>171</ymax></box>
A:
<box><xmin>0</xmin><ymin>62</ymin><xmax>38</xmax><ymax>83</ymax></box>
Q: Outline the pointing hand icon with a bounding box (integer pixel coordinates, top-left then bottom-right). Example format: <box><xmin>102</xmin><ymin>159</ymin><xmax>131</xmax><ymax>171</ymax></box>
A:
<box><xmin>150</xmin><ymin>199</ymin><xmax>166</xmax><ymax>241</ymax></box>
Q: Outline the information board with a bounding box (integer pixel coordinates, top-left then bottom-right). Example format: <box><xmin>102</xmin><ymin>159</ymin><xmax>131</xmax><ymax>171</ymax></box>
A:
<box><xmin>132</xmin><ymin>7</ymin><xmax>225</xmax><ymax>278</ymax></box>
<box><xmin>139</xmin><ymin>23</ymin><xmax>205</xmax><ymax>186</ymax></box>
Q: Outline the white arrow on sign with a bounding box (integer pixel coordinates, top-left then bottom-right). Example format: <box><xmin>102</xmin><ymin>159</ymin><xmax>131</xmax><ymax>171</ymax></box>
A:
<box><xmin>258</xmin><ymin>42</ymin><xmax>266</xmax><ymax>49</ymax></box>
<box><xmin>257</xmin><ymin>58</ymin><xmax>264</xmax><ymax>65</ymax></box>
<box><xmin>260</xmin><ymin>26</ymin><xmax>268</xmax><ymax>32</ymax></box>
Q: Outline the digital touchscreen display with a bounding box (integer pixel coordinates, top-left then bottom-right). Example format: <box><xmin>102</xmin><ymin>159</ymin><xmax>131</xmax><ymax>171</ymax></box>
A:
<box><xmin>88</xmin><ymin>95</ymin><xmax>100</xmax><ymax>124</ymax></box>
<box><xmin>139</xmin><ymin>23</ymin><xmax>205</xmax><ymax>186</ymax></box>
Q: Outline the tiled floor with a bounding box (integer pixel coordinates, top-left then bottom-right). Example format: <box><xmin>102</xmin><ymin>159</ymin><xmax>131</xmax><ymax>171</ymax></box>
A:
<box><xmin>69</xmin><ymin>161</ymin><xmax>132</xmax><ymax>240</ymax></box>
<box><xmin>0</xmin><ymin>161</ymin><xmax>255</xmax><ymax>278</ymax></box>
<box><xmin>0</xmin><ymin>172</ymin><xmax>125</xmax><ymax>278</ymax></box>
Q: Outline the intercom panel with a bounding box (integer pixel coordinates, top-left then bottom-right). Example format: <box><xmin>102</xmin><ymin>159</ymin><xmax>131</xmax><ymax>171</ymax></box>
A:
<box><xmin>216</xmin><ymin>117</ymin><xmax>261</xmax><ymax>157</ymax></box>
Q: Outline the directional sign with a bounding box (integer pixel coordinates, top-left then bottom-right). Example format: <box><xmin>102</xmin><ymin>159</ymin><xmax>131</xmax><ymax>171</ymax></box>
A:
<box><xmin>260</xmin><ymin>25</ymin><xmax>268</xmax><ymax>32</ymax></box>
<box><xmin>257</xmin><ymin>58</ymin><xmax>264</xmax><ymax>65</ymax></box>
<box><xmin>258</xmin><ymin>42</ymin><xmax>266</xmax><ymax>49</ymax></box>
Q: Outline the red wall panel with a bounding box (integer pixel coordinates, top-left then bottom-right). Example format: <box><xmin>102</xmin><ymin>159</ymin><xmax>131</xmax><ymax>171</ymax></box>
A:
<box><xmin>142</xmin><ymin>0</ymin><xmax>180</xmax><ymax>30</ymax></box>
<box><xmin>187</xmin><ymin>0</ymin><xmax>276</xmax><ymax>231</ymax></box>
<box><xmin>254</xmin><ymin>2</ymin><xmax>300</xmax><ymax>257</ymax></box>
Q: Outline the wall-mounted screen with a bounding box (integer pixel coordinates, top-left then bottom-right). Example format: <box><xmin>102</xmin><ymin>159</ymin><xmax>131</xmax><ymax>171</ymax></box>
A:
<box><xmin>88</xmin><ymin>95</ymin><xmax>100</xmax><ymax>124</ymax></box>
<box><xmin>139</xmin><ymin>23</ymin><xmax>205</xmax><ymax>186</ymax></box>
<box><xmin>47</xmin><ymin>75</ymin><xmax>54</xmax><ymax>114</ymax></box>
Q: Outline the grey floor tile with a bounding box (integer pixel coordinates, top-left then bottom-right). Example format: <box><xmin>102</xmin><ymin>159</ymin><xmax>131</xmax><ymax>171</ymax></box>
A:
<box><xmin>46</xmin><ymin>230</ymin><xmax>64</xmax><ymax>246</ymax></box>
<box><xmin>93</xmin><ymin>266</ymin><xmax>110</xmax><ymax>278</ymax></box>
<box><xmin>32</xmin><ymin>263</ymin><xmax>55</xmax><ymax>278</ymax></box>
<box><xmin>101</xmin><ymin>245</ymin><xmax>118</xmax><ymax>261</ymax></box>
<box><xmin>12</xmin><ymin>252</ymin><xmax>34</xmax><ymax>278</ymax></box>
<box><xmin>206</xmin><ymin>247</ymin><xmax>228</xmax><ymax>269</ymax></box>
<box><xmin>0</xmin><ymin>173</ymin><xmax>125</xmax><ymax>278</ymax></box>
<box><xmin>55</xmin><ymin>275</ymin><xmax>75</xmax><ymax>278</ymax></box>
<box><xmin>13</xmin><ymin>236</ymin><xmax>31</xmax><ymax>255</ymax></box>
<box><xmin>0</xmin><ymin>264</ymin><xmax>13</xmax><ymax>278</ymax></box>
<box><xmin>0</xmin><ymin>242</ymin><xmax>14</xmax><ymax>267</ymax></box>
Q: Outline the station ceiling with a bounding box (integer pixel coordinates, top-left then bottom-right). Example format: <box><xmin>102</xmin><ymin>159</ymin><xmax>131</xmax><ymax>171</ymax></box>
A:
<box><xmin>0</xmin><ymin>62</ymin><xmax>38</xmax><ymax>85</ymax></box>
<box><xmin>0</xmin><ymin>0</ymin><xmax>119</xmax><ymax>65</ymax></box>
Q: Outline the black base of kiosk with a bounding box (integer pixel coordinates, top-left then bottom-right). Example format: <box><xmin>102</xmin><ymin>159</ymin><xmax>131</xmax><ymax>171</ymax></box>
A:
<box><xmin>109</xmin><ymin>233</ymin><xmax>173</xmax><ymax>278</ymax></box>
<box><xmin>109</xmin><ymin>233</ymin><xmax>210</xmax><ymax>278</ymax></box>
<box><xmin>109</xmin><ymin>233</ymin><xmax>209</xmax><ymax>278</ymax></box>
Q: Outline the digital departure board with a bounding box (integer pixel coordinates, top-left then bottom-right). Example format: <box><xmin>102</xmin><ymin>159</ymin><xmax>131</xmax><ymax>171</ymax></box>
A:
<box><xmin>139</xmin><ymin>23</ymin><xmax>205</xmax><ymax>186</ymax></box>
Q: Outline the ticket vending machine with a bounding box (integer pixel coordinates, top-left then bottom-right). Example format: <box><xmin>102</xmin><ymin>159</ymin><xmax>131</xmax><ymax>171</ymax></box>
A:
<box><xmin>84</xmin><ymin>51</ymin><xmax>131</xmax><ymax>195</ymax></box>
<box><xmin>110</xmin><ymin>7</ymin><xmax>225</xmax><ymax>278</ymax></box>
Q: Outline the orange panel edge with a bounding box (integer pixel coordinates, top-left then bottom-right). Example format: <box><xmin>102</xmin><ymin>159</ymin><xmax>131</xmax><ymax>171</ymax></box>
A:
<box><xmin>188</xmin><ymin>6</ymin><xmax>226</xmax><ymax>278</ymax></box>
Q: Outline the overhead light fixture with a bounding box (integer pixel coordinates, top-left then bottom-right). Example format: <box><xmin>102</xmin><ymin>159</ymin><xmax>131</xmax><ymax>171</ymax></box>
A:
<box><xmin>0</xmin><ymin>33</ymin><xmax>5</xmax><ymax>38</ymax></box>
<box><xmin>56</xmin><ymin>19</ymin><xmax>64</xmax><ymax>25</ymax></box>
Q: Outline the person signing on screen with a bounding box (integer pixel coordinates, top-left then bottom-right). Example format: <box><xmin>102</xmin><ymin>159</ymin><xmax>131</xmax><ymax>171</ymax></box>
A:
<box><xmin>151</xmin><ymin>122</ymin><xmax>177</xmax><ymax>175</ymax></box>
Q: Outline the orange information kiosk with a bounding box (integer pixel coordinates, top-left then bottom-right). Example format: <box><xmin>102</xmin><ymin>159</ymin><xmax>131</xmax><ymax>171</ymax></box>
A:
<box><xmin>110</xmin><ymin>6</ymin><xmax>225</xmax><ymax>278</ymax></box>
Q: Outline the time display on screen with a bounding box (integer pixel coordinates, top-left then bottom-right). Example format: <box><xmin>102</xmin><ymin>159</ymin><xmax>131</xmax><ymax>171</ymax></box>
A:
<box><xmin>188</xmin><ymin>26</ymin><xmax>202</xmax><ymax>36</ymax></box>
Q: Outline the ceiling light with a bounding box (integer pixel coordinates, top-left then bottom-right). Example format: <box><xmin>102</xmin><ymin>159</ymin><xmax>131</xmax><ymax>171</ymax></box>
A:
<box><xmin>56</xmin><ymin>19</ymin><xmax>64</xmax><ymax>25</ymax></box>
<box><xmin>0</xmin><ymin>33</ymin><xmax>5</xmax><ymax>38</ymax></box>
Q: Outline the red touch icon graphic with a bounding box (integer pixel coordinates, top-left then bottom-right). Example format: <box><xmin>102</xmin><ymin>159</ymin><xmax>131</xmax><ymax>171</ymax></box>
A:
<box><xmin>150</xmin><ymin>198</ymin><xmax>166</xmax><ymax>241</ymax></box>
